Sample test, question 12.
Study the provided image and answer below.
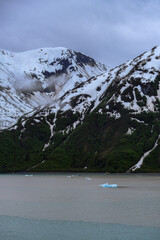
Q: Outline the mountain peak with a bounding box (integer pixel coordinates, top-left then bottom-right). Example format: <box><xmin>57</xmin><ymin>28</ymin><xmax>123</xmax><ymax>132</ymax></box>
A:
<box><xmin>0</xmin><ymin>46</ymin><xmax>107</xmax><ymax>129</ymax></box>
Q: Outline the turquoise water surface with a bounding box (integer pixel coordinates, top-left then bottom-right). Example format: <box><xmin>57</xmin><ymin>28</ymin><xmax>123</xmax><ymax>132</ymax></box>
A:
<box><xmin>1</xmin><ymin>215</ymin><xmax>160</xmax><ymax>240</ymax></box>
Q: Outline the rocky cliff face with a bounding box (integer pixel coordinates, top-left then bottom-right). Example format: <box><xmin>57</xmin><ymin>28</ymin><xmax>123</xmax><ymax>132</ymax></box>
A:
<box><xmin>0</xmin><ymin>46</ymin><xmax>160</xmax><ymax>173</ymax></box>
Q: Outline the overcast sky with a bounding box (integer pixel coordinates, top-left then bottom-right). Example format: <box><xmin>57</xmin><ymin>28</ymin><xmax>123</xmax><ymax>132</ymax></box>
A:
<box><xmin>0</xmin><ymin>0</ymin><xmax>160</xmax><ymax>66</ymax></box>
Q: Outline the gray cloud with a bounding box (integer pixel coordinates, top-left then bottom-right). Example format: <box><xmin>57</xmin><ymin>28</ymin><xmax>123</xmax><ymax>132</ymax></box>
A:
<box><xmin>0</xmin><ymin>0</ymin><xmax>160</xmax><ymax>66</ymax></box>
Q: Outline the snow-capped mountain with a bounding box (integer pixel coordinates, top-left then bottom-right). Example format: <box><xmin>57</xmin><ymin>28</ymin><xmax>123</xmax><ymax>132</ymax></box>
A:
<box><xmin>0</xmin><ymin>45</ymin><xmax>160</xmax><ymax>173</ymax></box>
<box><xmin>49</xmin><ymin>45</ymin><xmax>160</xmax><ymax>119</ymax></box>
<box><xmin>40</xmin><ymin>45</ymin><xmax>160</xmax><ymax>134</ymax></box>
<box><xmin>0</xmin><ymin>47</ymin><xmax>107</xmax><ymax>129</ymax></box>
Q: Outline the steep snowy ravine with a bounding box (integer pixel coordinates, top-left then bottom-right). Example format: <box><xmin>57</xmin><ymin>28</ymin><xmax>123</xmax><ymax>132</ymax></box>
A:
<box><xmin>128</xmin><ymin>135</ymin><xmax>160</xmax><ymax>172</ymax></box>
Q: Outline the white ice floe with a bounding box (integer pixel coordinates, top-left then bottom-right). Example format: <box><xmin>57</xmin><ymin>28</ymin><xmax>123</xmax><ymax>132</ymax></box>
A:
<box><xmin>85</xmin><ymin>177</ymin><xmax>92</xmax><ymax>180</ymax></box>
<box><xmin>66</xmin><ymin>175</ymin><xmax>79</xmax><ymax>178</ymax></box>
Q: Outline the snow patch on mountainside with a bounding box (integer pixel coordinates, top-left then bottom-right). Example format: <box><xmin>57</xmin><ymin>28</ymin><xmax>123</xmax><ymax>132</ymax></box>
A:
<box><xmin>126</xmin><ymin>127</ymin><xmax>135</xmax><ymax>135</ymax></box>
<box><xmin>42</xmin><ymin>113</ymin><xmax>57</xmax><ymax>151</ymax></box>
<box><xmin>104</xmin><ymin>46</ymin><xmax>160</xmax><ymax>115</ymax></box>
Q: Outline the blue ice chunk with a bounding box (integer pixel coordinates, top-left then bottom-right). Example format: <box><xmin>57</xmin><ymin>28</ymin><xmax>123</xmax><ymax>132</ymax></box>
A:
<box><xmin>99</xmin><ymin>183</ymin><xmax>117</xmax><ymax>188</ymax></box>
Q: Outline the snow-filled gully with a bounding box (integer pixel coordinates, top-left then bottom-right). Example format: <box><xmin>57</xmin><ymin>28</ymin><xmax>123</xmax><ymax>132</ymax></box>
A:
<box><xmin>128</xmin><ymin>134</ymin><xmax>160</xmax><ymax>172</ymax></box>
<box><xmin>26</xmin><ymin>114</ymin><xmax>57</xmax><ymax>171</ymax></box>
<box><xmin>26</xmin><ymin>160</ymin><xmax>45</xmax><ymax>172</ymax></box>
<box><xmin>42</xmin><ymin>114</ymin><xmax>57</xmax><ymax>151</ymax></box>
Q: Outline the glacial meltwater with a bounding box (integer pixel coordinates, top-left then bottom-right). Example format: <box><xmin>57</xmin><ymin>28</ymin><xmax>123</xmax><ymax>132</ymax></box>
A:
<box><xmin>0</xmin><ymin>173</ymin><xmax>160</xmax><ymax>240</ymax></box>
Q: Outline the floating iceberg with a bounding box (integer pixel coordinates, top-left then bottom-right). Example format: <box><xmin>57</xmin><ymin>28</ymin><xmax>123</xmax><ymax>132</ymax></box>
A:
<box><xmin>66</xmin><ymin>175</ymin><xmax>79</xmax><ymax>178</ymax></box>
<box><xmin>99</xmin><ymin>183</ymin><xmax>117</xmax><ymax>188</ymax></box>
<box><xmin>85</xmin><ymin>177</ymin><xmax>92</xmax><ymax>180</ymax></box>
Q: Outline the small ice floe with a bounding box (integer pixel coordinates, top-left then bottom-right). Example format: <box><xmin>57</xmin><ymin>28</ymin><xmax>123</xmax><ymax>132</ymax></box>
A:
<box><xmin>99</xmin><ymin>183</ymin><xmax>117</xmax><ymax>188</ymax></box>
<box><xmin>25</xmin><ymin>174</ymin><xmax>33</xmax><ymax>177</ymax></box>
<box><xmin>66</xmin><ymin>175</ymin><xmax>79</xmax><ymax>178</ymax></box>
<box><xmin>85</xmin><ymin>177</ymin><xmax>92</xmax><ymax>180</ymax></box>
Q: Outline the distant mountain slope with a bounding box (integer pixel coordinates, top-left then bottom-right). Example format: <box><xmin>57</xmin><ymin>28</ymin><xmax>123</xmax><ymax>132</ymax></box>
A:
<box><xmin>0</xmin><ymin>47</ymin><xmax>107</xmax><ymax>129</ymax></box>
<box><xmin>0</xmin><ymin>46</ymin><xmax>160</xmax><ymax>173</ymax></box>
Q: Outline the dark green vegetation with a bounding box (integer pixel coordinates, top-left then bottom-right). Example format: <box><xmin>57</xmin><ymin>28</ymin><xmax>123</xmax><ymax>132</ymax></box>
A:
<box><xmin>0</xmin><ymin>117</ymin><xmax>50</xmax><ymax>172</ymax></box>
<box><xmin>0</xmin><ymin>73</ymin><xmax>160</xmax><ymax>173</ymax></box>
<box><xmin>0</xmin><ymin>102</ymin><xmax>160</xmax><ymax>173</ymax></box>
<box><xmin>37</xmin><ymin>106</ymin><xmax>160</xmax><ymax>173</ymax></box>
